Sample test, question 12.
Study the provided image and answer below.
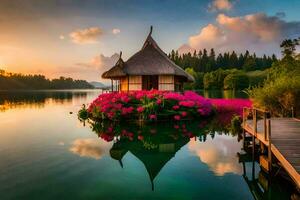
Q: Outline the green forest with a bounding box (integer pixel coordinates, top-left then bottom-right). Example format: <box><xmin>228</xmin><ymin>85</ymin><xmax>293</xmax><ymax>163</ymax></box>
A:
<box><xmin>247</xmin><ymin>38</ymin><xmax>300</xmax><ymax>117</ymax></box>
<box><xmin>168</xmin><ymin>49</ymin><xmax>277</xmax><ymax>90</ymax></box>
<box><xmin>0</xmin><ymin>71</ymin><xmax>93</xmax><ymax>90</ymax></box>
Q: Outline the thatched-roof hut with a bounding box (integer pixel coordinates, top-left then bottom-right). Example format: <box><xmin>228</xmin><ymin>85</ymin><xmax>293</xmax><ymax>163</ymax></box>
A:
<box><xmin>102</xmin><ymin>26</ymin><xmax>194</xmax><ymax>92</ymax></box>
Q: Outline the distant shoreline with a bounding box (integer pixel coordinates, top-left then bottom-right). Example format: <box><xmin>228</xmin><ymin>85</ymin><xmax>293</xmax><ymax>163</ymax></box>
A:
<box><xmin>0</xmin><ymin>88</ymin><xmax>104</xmax><ymax>92</ymax></box>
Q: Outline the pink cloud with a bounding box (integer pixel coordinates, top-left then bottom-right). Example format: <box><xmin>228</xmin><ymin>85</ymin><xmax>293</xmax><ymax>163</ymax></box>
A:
<box><xmin>69</xmin><ymin>27</ymin><xmax>103</xmax><ymax>44</ymax></box>
<box><xmin>209</xmin><ymin>0</ymin><xmax>233</xmax><ymax>11</ymax></box>
<box><xmin>180</xmin><ymin>13</ymin><xmax>300</xmax><ymax>55</ymax></box>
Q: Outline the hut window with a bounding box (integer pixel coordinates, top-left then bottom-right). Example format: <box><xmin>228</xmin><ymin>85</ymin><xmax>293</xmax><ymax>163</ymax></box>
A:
<box><xmin>159</xmin><ymin>75</ymin><xmax>174</xmax><ymax>91</ymax></box>
<box><xmin>129</xmin><ymin>75</ymin><xmax>142</xmax><ymax>91</ymax></box>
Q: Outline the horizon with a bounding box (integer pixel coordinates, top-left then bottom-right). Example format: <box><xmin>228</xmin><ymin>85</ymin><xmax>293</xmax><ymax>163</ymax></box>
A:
<box><xmin>0</xmin><ymin>0</ymin><xmax>300</xmax><ymax>83</ymax></box>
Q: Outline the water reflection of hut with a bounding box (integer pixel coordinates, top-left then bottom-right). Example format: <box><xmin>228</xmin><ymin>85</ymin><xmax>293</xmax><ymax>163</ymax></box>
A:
<box><xmin>102</xmin><ymin>26</ymin><xmax>194</xmax><ymax>92</ymax></box>
<box><xmin>109</xmin><ymin>138</ymin><xmax>189</xmax><ymax>191</ymax></box>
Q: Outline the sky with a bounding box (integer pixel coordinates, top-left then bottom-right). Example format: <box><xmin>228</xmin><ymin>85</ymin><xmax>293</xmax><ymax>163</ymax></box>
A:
<box><xmin>0</xmin><ymin>0</ymin><xmax>300</xmax><ymax>83</ymax></box>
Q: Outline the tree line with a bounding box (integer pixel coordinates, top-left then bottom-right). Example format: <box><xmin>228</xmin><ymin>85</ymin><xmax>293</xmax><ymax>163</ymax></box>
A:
<box><xmin>168</xmin><ymin>48</ymin><xmax>278</xmax><ymax>90</ymax></box>
<box><xmin>248</xmin><ymin>37</ymin><xmax>300</xmax><ymax>117</ymax></box>
<box><xmin>0</xmin><ymin>70</ymin><xmax>93</xmax><ymax>90</ymax></box>
<box><xmin>169</xmin><ymin>49</ymin><xmax>277</xmax><ymax>72</ymax></box>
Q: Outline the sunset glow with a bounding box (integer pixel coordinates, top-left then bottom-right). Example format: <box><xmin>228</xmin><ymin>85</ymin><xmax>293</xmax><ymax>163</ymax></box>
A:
<box><xmin>0</xmin><ymin>0</ymin><xmax>299</xmax><ymax>82</ymax></box>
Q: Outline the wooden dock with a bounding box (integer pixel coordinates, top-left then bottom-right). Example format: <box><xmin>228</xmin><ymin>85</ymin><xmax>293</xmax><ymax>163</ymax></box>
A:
<box><xmin>242</xmin><ymin>107</ymin><xmax>300</xmax><ymax>190</ymax></box>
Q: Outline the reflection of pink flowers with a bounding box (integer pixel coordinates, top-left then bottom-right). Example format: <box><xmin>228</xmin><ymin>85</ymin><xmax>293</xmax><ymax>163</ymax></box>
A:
<box><xmin>137</xmin><ymin>106</ymin><xmax>144</xmax><ymax>113</ymax></box>
<box><xmin>174</xmin><ymin>115</ymin><xmax>181</xmax><ymax>120</ymax></box>
<box><xmin>181</xmin><ymin>111</ymin><xmax>187</xmax><ymax>117</ymax></box>
<box><xmin>149</xmin><ymin>114</ymin><xmax>157</xmax><ymax>120</ymax></box>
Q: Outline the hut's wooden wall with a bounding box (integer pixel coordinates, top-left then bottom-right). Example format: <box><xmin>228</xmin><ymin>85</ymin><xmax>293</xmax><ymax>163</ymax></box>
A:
<box><xmin>120</xmin><ymin>77</ymin><xmax>128</xmax><ymax>91</ymax></box>
<box><xmin>159</xmin><ymin>75</ymin><xmax>174</xmax><ymax>91</ymax></box>
<box><xmin>120</xmin><ymin>75</ymin><xmax>178</xmax><ymax>91</ymax></box>
<box><xmin>129</xmin><ymin>75</ymin><xmax>142</xmax><ymax>91</ymax></box>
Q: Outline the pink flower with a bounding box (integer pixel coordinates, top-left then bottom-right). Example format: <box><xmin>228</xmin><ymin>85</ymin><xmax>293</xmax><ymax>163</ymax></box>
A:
<box><xmin>107</xmin><ymin>112</ymin><xmax>115</xmax><ymax>119</ymax></box>
<box><xmin>137</xmin><ymin>106</ymin><xmax>144</xmax><ymax>113</ymax></box>
<box><xmin>107</xmin><ymin>127</ymin><xmax>113</xmax><ymax>133</ymax></box>
<box><xmin>179</xmin><ymin>100</ymin><xmax>195</xmax><ymax>107</ymax></box>
<box><xmin>181</xmin><ymin>111</ymin><xmax>187</xmax><ymax>117</ymax></box>
<box><xmin>210</xmin><ymin>98</ymin><xmax>252</xmax><ymax>117</ymax></box>
<box><xmin>174</xmin><ymin>115</ymin><xmax>181</xmax><ymax>120</ymax></box>
<box><xmin>138</xmin><ymin>135</ymin><xmax>144</xmax><ymax>140</ymax></box>
<box><xmin>172</xmin><ymin>105</ymin><xmax>180</xmax><ymax>110</ymax></box>
<box><xmin>156</xmin><ymin>99</ymin><xmax>162</xmax><ymax>105</ymax></box>
<box><xmin>149</xmin><ymin>114</ymin><xmax>157</xmax><ymax>120</ymax></box>
<box><xmin>121</xmin><ymin>106</ymin><xmax>134</xmax><ymax>115</ymax></box>
<box><xmin>147</xmin><ymin>93</ymin><xmax>155</xmax><ymax>99</ymax></box>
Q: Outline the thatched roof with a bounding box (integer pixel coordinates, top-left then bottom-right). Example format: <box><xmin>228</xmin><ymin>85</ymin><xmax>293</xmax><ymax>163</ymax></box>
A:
<box><xmin>102</xmin><ymin>26</ymin><xmax>194</xmax><ymax>82</ymax></box>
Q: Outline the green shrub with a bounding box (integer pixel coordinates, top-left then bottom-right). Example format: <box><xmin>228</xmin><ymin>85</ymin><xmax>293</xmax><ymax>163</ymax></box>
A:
<box><xmin>184</xmin><ymin>68</ymin><xmax>204</xmax><ymax>90</ymax></box>
<box><xmin>223</xmin><ymin>73</ymin><xmax>249</xmax><ymax>90</ymax></box>
<box><xmin>246</xmin><ymin>70</ymin><xmax>268</xmax><ymax>87</ymax></box>
<box><xmin>203</xmin><ymin>69</ymin><xmax>234</xmax><ymax>89</ymax></box>
<box><xmin>248</xmin><ymin>71</ymin><xmax>300</xmax><ymax>117</ymax></box>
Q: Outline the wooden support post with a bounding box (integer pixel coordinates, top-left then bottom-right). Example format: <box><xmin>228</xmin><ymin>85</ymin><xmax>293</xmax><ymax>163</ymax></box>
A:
<box><xmin>252</xmin><ymin>133</ymin><xmax>255</xmax><ymax>180</ymax></box>
<box><xmin>264</xmin><ymin>112</ymin><xmax>267</xmax><ymax>141</ymax></box>
<box><xmin>253</xmin><ymin>109</ymin><xmax>257</xmax><ymax>137</ymax></box>
<box><xmin>127</xmin><ymin>76</ymin><xmax>129</xmax><ymax>92</ymax></box>
<box><xmin>243</xmin><ymin>107</ymin><xmax>246</xmax><ymax>128</ymax></box>
<box><xmin>242</xmin><ymin>107</ymin><xmax>246</xmax><ymax>150</ymax></box>
<box><xmin>267</xmin><ymin>119</ymin><xmax>272</xmax><ymax>174</ymax></box>
<box><xmin>111</xmin><ymin>79</ymin><xmax>113</xmax><ymax>92</ymax></box>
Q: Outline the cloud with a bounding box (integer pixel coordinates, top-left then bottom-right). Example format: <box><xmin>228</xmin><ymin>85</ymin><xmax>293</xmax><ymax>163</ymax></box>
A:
<box><xmin>59</xmin><ymin>35</ymin><xmax>65</xmax><ymax>40</ymax></box>
<box><xmin>189</xmin><ymin>23</ymin><xmax>225</xmax><ymax>51</ymax></box>
<box><xmin>188</xmin><ymin>135</ymin><xmax>242</xmax><ymax>176</ymax></box>
<box><xmin>69</xmin><ymin>27</ymin><xmax>103</xmax><ymax>44</ymax></box>
<box><xmin>180</xmin><ymin>13</ymin><xmax>300</xmax><ymax>55</ymax></box>
<box><xmin>69</xmin><ymin>138</ymin><xmax>110</xmax><ymax>160</ymax></box>
<box><xmin>76</xmin><ymin>53</ymin><xmax>119</xmax><ymax>70</ymax></box>
<box><xmin>177</xmin><ymin>44</ymin><xmax>195</xmax><ymax>54</ymax></box>
<box><xmin>112</xmin><ymin>28</ymin><xmax>121</xmax><ymax>35</ymax></box>
<box><xmin>209</xmin><ymin>0</ymin><xmax>233</xmax><ymax>11</ymax></box>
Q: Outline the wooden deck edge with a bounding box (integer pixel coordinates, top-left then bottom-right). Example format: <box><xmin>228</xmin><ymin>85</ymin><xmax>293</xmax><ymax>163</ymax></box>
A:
<box><xmin>271</xmin><ymin>144</ymin><xmax>300</xmax><ymax>189</ymax></box>
<box><xmin>293</xmin><ymin>118</ymin><xmax>300</xmax><ymax>122</ymax></box>
<box><xmin>242</xmin><ymin>124</ymin><xmax>269</xmax><ymax>146</ymax></box>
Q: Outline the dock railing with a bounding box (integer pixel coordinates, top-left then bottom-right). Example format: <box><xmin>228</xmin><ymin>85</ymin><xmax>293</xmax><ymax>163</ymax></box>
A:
<box><xmin>243</xmin><ymin>107</ymin><xmax>271</xmax><ymax>142</ymax></box>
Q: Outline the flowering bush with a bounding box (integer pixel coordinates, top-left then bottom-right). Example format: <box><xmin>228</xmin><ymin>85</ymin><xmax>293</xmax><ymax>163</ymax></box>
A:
<box><xmin>210</xmin><ymin>98</ymin><xmax>252</xmax><ymax>117</ymax></box>
<box><xmin>85</xmin><ymin>90</ymin><xmax>213</xmax><ymax>121</ymax></box>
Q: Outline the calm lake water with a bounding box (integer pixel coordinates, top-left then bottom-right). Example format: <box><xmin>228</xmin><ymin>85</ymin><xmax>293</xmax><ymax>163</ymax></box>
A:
<box><xmin>0</xmin><ymin>90</ymin><xmax>293</xmax><ymax>200</ymax></box>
